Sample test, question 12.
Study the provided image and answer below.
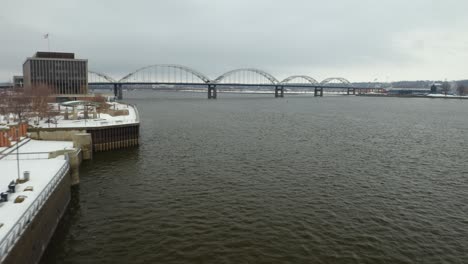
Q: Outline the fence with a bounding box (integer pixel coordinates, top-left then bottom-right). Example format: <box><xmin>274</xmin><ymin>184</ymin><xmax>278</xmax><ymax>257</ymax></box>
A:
<box><xmin>0</xmin><ymin>123</ymin><xmax>28</xmax><ymax>148</ymax></box>
<box><xmin>0</xmin><ymin>152</ymin><xmax>52</xmax><ymax>160</ymax></box>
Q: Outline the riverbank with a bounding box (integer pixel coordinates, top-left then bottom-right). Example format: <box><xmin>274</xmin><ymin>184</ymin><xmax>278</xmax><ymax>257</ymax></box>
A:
<box><xmin>357</xmin><ymin>93</ymin><xmax>468</xmax><ymax>99</ymax></box>
<box><xmin>0</xmin><ymin>101</ymin><xmax>140</xmax><ymax>263</ymax></box>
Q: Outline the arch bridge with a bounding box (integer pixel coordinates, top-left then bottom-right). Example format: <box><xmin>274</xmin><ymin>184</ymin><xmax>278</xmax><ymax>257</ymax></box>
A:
<box><xmin>88</xmin><ymin>65</ymin><xmax>380</xmax><ymax>99</ymax></box>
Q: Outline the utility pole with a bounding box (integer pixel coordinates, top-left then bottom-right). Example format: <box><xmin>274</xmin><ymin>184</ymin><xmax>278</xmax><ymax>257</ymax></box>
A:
<box><xmin>16</xmin><ymin>127</ymin><xmax>20</xmax><ymax>181</ymax></box>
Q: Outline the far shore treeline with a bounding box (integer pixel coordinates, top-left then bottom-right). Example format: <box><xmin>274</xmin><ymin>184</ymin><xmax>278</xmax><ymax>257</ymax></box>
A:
<box><xmin>353</xmin><ymin>79</ymin><xmax>468</xmax><ymax>89</ymax></box>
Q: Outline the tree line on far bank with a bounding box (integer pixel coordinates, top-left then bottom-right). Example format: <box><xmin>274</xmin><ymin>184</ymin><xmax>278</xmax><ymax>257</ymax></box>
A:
<box><xmin>352</xmin><ymin>80</ymin><xmax>468</xmax><ymax>95</ymax></box>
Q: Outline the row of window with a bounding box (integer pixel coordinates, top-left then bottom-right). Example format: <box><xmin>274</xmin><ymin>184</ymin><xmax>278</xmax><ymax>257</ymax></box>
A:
<box><xmin>25</xmin><ymin>59</ymin><xmax>88</xmax><ymax>94</ymax></box>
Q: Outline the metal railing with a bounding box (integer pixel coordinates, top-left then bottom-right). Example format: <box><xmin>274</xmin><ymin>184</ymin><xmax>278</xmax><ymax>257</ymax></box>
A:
<box><xmin>0</xmin><ymin>159</ymin><xmax>70</xmax><ymax>262</ymax></box>
<box><xmin>129</xmin><ymin>104</ymin><xmax>140</xmax><ymax>123</ymax></box>
<box><xmin>0</xmin><ymin>152</ymin><xmax>52</xmax><ymax>160</ymax></box>
<box><xmin>0</xmin><ymin>139</ymin><xmax>31</xmax><ymax>157</ymax></box>
<box><xmin>32</xmin><ymin>118</ymin><xmax>139</xmax><ymax>128</ymax></box>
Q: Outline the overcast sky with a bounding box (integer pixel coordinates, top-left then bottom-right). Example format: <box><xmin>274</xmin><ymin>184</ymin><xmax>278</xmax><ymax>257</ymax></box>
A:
<box><xmin>1</xmin><ymin>0</ymin><xmax>468</xmax><ymax>82</ymax></box>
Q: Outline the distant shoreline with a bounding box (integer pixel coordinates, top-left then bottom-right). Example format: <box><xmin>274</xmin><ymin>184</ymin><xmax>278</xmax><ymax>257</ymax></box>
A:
<box><xmin>357</xmin><ymin>94</ymin><xmax>468</xmax><ymax>99</ymax></box>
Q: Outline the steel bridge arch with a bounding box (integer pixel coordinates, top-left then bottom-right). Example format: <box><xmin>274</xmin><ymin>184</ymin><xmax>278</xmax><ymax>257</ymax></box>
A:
<box><xmin>214</xmin><ymin>68</ymin><xmax>279</xmax><ymax>84</ymax></box>
<box><xmin>118</xmin><ymin>64</ymin><xmax>211</xmax><ymax>83</ymax></box>
<box><xmin>88</xmin><ymin>70</ymin><xmax>116</xmax><ymax>83</ymax></box>
<box><xmin>320</xmin><ymin>77</ymin><xmax>352</xmax><ymax>86</ymax></box>
<box><xmin>281</xmin><ymin>75</ymin><xmax>319</xmax><ymax>85</ymax></box>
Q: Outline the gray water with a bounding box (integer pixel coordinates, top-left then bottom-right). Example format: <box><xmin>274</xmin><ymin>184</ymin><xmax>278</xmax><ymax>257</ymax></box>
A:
<box><xmin>41</xmin><ymin>92</ymin><xmax>468</xmax><ymax>264</ymax></box>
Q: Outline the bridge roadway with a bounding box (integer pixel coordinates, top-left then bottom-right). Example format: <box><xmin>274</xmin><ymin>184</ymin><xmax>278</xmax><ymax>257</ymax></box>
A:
<box><xmin>87</xmin><ymin>66</ymin><xmax>383</xmax><ymax>100</ymax></box>
<box><xmin>89</xmin><ymin>82</ymin><xmax>380</xmax><ymax>100</ymax></box>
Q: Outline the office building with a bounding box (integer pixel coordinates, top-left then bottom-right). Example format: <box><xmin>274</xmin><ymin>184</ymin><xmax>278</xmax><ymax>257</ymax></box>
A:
<box><xmin>23</xmin><ymin>52</ymin><xmax>88</xmax><ymax>95</ymax></box>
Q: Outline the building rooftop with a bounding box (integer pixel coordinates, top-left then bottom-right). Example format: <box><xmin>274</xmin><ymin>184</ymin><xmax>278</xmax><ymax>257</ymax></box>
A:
<box><xmin>0</xmin><ymin>139</ymin><xmax>74</xmax><ymax>260</ymax></box>
<box><xmin>34</xmin><ymin>51</ymin><xmax>75</xmax><ymax>59</ymax></box>
<box><xmin>0</xmin><ymin>140</ymin><xmax>74</xmax><ymax>158</ymax></box>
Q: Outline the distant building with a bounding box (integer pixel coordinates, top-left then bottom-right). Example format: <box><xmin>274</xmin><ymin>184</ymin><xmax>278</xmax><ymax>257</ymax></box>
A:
<box><xmin>0</xmin><ymin>82</ymin><xmax>13</xmax><ymax>89</ymax></box>
<box><xmin>23</xmin><ymin>52</ymin><xmax>88</xmax><ymax>96</ymax></box>
<box><xmin>13</xmin><ymin>75</ymin><xmax>23</xmax><ymax>88</ymax></box>
<box><xmin>386</xmin><ymin>88</ymin><xmax>430</xmax><ymax>96</ymax></box>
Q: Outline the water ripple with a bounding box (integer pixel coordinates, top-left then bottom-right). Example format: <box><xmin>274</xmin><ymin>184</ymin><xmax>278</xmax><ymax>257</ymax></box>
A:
<box><xmin>41</xmin><ymin>93</ymin><xmax>468</xmax><ymax>264</ymax></box>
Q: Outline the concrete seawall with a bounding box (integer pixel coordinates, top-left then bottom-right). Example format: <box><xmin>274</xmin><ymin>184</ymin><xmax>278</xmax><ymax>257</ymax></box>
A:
<box><xmin>87</xmin><ymin>124</ymin><xmax>139</xmax><ymax>152</ymax></box>
<box><xmin>28</xmin><ymin>124</ymin><xmax>140</xmax><ymax>153</ymax></box>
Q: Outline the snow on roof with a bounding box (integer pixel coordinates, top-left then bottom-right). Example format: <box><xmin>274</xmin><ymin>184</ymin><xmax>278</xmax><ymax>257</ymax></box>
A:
<box><xmin>0</xmin><ymin>158</ymin><xmax>69</xmax><ymax>254</ymax></box>
<box><xmin>0</xmin><ymin>139</ymin><xmax>75</xmax><ymax>160</ymax></box>
<box><xmin>0</xmin><ymin>139</ymin><xmax>75</xmax><ymax>253</ymax></box>
<box><xmin>17</xmin><ymin>140</ymin><xmax>74</xmax><ymax>153</ymax></box>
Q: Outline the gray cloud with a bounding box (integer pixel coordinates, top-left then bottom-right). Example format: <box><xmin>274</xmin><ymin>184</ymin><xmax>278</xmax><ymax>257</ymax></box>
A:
<box><xmin>1</xmin><ymin>0</ymin><xmax>468</xmax><ymax>82</ymax></box>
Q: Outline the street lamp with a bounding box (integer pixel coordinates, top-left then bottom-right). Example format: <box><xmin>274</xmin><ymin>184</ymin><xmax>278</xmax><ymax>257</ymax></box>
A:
<box><xmin>8</xmin><ymin>128</ymin><xmax>21</xmax><ymax>181</ymax></box>
<box><xmin>16</xmin><ymin>127</ymin><xmax>20</xmax><ymax>181</ymax></box>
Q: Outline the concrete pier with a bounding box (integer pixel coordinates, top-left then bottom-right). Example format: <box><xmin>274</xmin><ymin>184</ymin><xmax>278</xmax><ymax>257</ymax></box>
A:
<box><xmin>27</xmin><ymin>103</ymin><xmax>140</xmax><ymax>153</ymax></box>
<box><xmin>275</xmin><ymin>86</ymin><xmax>284</xmax><ymax>98</ymax></box>
<box><xmin>208</xmin><ymin>84</ymin><xmax>217</xmax><ymax>99</ymax></box>
<box><xmin>72</xmin><ymin>133</ymin><xmax>92</xmax><ymax>160</ymax></box>
<box><xmin>2</xmin><ymin>164</ymin><xmax>70</xmax><ymax>264</ymax></box>
<box><xmin>314</xmin><ymin>87</ymin><xmax>323</xmax><ymax>97</ymax></box>
<box><xmin>0</xmin><ymin>154</ymin><xmax>71</xmax><ymax>264</ymax></box>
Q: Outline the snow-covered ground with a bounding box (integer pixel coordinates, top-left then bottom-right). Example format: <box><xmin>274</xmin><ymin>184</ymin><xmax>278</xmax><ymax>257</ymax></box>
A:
<box><xmin>0</xmin><ymin>139</ymin><xmax>75</xmax><ymax>258</ymax></box>
<box><xmin>426</xmin><ymin>94</ymin><xmax>468</xmax><ymax>98</ymax></box>
<box><xmin>0</xmin><ymin>102</ymin><xmax>139</xmax><ymax>129</ymax></box>
<box><xmin>34</xmin><ymin>102</ymin><xmax>139</xmax><ymax>128</ymax></box>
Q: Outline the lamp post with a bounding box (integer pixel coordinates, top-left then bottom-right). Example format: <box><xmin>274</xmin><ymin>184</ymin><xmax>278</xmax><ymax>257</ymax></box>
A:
<box><xmin>7</xmin><ymin>128</ymin><xmax>20</xmax><ymax>181</ymax></box>
<box><xmin>15</xmin><ymin>127</ymin><xmax>20</xmax><ymax>181</ymax></box>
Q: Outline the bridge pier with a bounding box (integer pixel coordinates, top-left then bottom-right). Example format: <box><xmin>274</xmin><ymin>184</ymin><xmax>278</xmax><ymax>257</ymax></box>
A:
<box><xmin>347</xmin><ymin>88</ymin><xmax>356</xmax><ymax>95</ymax></box>
<box><xmin>314</xmin><ymin>87</ymin><xmax>323</xmax><ymax>97</ymax></box>
<box><xmin>113</xmin><ymin>83</ymin><xmax>118</xmax><ymax>97</ymax></box>
<box><xmin>208</xmin><ymin>84</ymin><xmax>217</xmax><ymax>99</ymax></box>
<box><xmin>275</xmin><ymin>86</ymin><xmax>284</xmax><ymax>98</ymax></box>
<box><xmin>113</xmin><ymin>83</ymin><xmax>123</xmax><ymax>99</ymax></box>
<box><xmin>117</xmin><ymin>84</ymin><xmax>123</xmax><ymax>100</ymax></box>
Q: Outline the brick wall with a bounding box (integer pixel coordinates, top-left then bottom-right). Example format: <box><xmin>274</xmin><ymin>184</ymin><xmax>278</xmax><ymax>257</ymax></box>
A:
<box><xmin>0</xmin><ymin>123</ymin><xmax>28</xmax><ymax>148</ymax></box>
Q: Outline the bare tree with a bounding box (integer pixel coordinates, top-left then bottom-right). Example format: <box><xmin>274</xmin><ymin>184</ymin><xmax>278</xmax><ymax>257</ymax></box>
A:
<box><xmin>85</xmin><ymin>93</ymin><xmax>110</xmax><ymax>116</ymax></box>
<box><xmin>26</xmin><ymin>84</ymin><xmax>55</xmax><ymax>123</ymax></box>
<box><xmin>441</xmin><ymin>81</ymin><xmax>451</xmax><ymax>96</ymax></box>
<box><xmin>0</xmin><ymin>89</ymin><xmax>10</xmax><ymax>122</ymax></box>
<box><xmin>457</xmin><ymin>84</ymin><xmax>467</xmax><ymax>96</ymax></box>
<box><xmin>5</xmin><ymin>88</ymin><xmax>31</xmax><ymax>123</ymax></box>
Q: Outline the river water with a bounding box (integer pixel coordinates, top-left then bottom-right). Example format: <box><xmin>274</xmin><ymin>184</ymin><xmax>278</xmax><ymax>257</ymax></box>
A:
<box><xmin>41</xmin><ymin>92</ymin><xmax>468</xmax><ymax>264</ymax></box>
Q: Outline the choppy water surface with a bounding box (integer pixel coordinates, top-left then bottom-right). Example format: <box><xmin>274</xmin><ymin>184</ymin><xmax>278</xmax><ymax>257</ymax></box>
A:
<box><xmin>41</xmin><ymin>92</ymin><xmax>468</xmax><ymax>264</ymax></box>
